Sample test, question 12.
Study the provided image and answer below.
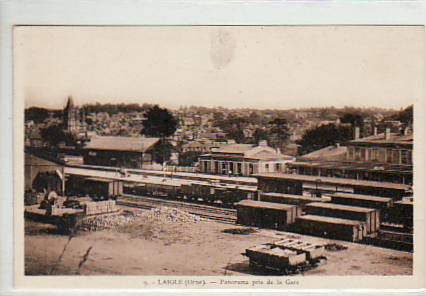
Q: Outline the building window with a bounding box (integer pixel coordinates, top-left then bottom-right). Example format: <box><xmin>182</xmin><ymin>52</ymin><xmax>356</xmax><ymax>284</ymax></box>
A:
<box><xmin>360</xmin><ymin>148</ymin><xmax>367</xmax><ymax>161</ymax></box>
<box><xmin>386</xmin><ymin>149</ymin><xmax>392</xmax><ymax>163</ymax></box>
<box><xmin>237</xmin><ymin>163</ymin><xmax>242</xmax><ymax>175</ymax></box>
<box><xmin>275</xmin><ymin>163</ymin><xmax>281</xmax><ymax>172</ymax></box>
<box><xmin>370</xmin><ymin>148</ymin><xmax>379</xmax><ymax>161</ymax></box>
<box><xmin>265</xmin><ymin>164</ymin><xmax>269</xmax><ymax>171</ymax></box>
<box><xmin>214</xmin><ymin>161</ymin><xmax>219</xmax><ymax>173</ymax></box>
<box><xmin>222</xmin><ymin>162</ymin><xmax>227</xmax><ymax>174</ymax></box>
<box><xmin>401</xmin><ymin>150</ymin><xmax>412</xmax><ymax>165</ymax></box>
<box><xmin>347</xmin><ymin>147</ymin><xmax>355</xmax><ymax>160</ymax></box>
<box><xmin>392</xmin><ymin>149</ymin><xmax>400</xmax><ymax>164</ymax></box>
<box><xmin>249</xmin><ymin>163</ymin><xmax>254</xmax><ymax>175</ymax></box>
<box><xmin>355</xmin><ymin>148</ymin><xmax>361</xmax><ymax>161</ymax></box>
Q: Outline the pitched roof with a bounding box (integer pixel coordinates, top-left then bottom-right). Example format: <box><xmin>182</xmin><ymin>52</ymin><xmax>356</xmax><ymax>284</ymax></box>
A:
<box><xmin>215</xmin><ymin>144</ymin><xmax>255</xmax><ymax>154</ymax></box>
<box><xmin>83</xmin><ymin>135</ymin><xmax>160</xmax><ymax>153</ymax></box>
<box><xmin>300</xmin><ymin>145</ymin><xmax>347</xmax><ymax>161</ymax></box>
<box><xmin>209</xmin><ymin>143</ymin><xmax>293</xmax><ymax>161</ymax></box>
<box><xmin>350</xmin><ymin>132</ymin><xmax>413</xmax><ymax>146</ymax></box>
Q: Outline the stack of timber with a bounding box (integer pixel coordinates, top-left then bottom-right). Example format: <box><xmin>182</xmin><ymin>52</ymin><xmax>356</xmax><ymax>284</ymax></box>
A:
<box><xmin>295</xmin><ymin>215</ymin><xmax>366</xmax><ymax>242</ymax></box>
<box><xmin>259</xmin><ymin>192</ymin><xmax>327</xmax><ymax>210</ymax></box>
<box><xmin>84</xmin><ymin>200</ymin><xmax>118</xmax><ymax>216</ymax></box>
<box><xmin>304</xmin><ymin>202</ymin><xmax>380</xmax><ymax>235</ymax></box>
<box><xmin>330</xmin><ymin>193</ymin><xmax>393</xmax><ymax>210</ymax></box>
<box><xmin>245</xmin><ymin>244</ymin><xmax>307</xmax><ymax>272</ymax></box>
<box><xmin>272</xmin><ymin>239</ymin><xmax>325</xmax><ymax>261</ymax></box>
<box><xmin>236</xmin><ymin>199</ymin><xmax>301</xmax><ymax>230</ymax></box>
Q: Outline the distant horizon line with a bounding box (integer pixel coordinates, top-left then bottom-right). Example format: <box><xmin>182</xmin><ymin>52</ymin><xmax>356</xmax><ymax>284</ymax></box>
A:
<box><xmin>25</xmin><ymin>100</ymin><xmax>410</xmax><ymax>112</ymax></box>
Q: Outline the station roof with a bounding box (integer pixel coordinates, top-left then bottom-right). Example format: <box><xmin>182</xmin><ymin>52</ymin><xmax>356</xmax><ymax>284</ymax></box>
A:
<box><xmin>288</xmin><ymin>160</ymin><xmax>413</xmax><ymax>175</ymax></box>
<box><xmin>83</xmin><ymin>136</ymin><xmax>160</xmax><ymax>153</ymax></box>
<box><xmin>299</xmin><ymin>145</ymin><xmax>347</xmax><ymax>161</ymax></box>
<box><xmin>349</xmin><ymin>132</ymin><xmax>413</xmax><ymax>148</ymax></box>
<box><xmin>254</xmin><ymin>173</ymin><xmax>411</xmax><ymax>191</ymax></box>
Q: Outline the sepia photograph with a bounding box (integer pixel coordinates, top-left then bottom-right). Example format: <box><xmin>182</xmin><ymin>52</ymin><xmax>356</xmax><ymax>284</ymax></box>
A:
<box><xmin>13</xmin><ymin>25</ymin><xmax>424</xmax><ymax>288</ymax></box>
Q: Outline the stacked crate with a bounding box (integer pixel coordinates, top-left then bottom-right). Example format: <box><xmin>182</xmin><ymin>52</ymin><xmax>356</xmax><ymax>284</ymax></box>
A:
<box><xmin>295</xmin><ymin>214</ymin><xmax>366</xmax><ymax>242</ymax></box>
<box><xmin>304</xmin><ymin>202</ymin><xmax>380</xmax><ymax>235</ymax></box>
<box><xmin>272</xmin><ymin>239</ymin><xmax>325</xmax><ymax>261</ymax></box>
<box><xmin>84</xmin><ymin>200</ymin><xmax>117</xmax><ymax>216</ymax></box>
<box><xmin>236</xmin><ymin>200</ymin><xmax>301</xmax><ymax>230</ymax></box>
<box><xmin>246</xmin><ymin>244</ymin><xmax>307</xmax><ymax>270</ymax></box>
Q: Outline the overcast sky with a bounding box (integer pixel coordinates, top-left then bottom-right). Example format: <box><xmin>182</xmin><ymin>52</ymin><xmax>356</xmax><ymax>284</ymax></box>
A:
<box><xmin>15</xmin><ymin>26</ymin><xmax>424</xmax><ymax>110</ymax></box>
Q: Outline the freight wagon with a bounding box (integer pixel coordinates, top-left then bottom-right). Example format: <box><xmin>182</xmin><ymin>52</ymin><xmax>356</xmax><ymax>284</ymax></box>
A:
<box><xmin>295</xmin><ymin>214</ymin><xmax>366</xmax><ymax>242</ymax></box>
<box><xmin>65</xmin><ymin>176</ymin><xmax>123</xmax><ymax>200</ymax></box>
<box><xmin>389</xmin><ymin>199</ymin><xmax>413</xmax><ymax>230</ymax></box>
<box><xmin>330</xmin><ymin>192</ymin><xmax>393</xmax><ymax>210</ymax></box>
<box><xmin>236</xmin><ymin>199</ymin><xmax>301</xmax><ymax>230</ymax></box>
<box><xmin>304</xmin><ymin>202</ymin><xmax>380</xmax><ymax>235</ymax></box>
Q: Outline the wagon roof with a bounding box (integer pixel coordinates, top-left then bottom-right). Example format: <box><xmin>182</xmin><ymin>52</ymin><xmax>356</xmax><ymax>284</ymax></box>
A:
<box><xmin>236</xmin><ymin>199</ymin><xmax>297</xmax><ymax>211</ymax></box>
<box><xmin>297</xmin><ymin>214</ymin><xmax>363</xmax><ymax>226</ymax></box>
<box><xmin>331</xmin><ymin>192</ymin><xmax>392</xmax><ymax>203</ymax></box>
<box><xmin>306</xmin><ymin>202</ymin><xmax>375</xmax><ymax>213</ymax></box>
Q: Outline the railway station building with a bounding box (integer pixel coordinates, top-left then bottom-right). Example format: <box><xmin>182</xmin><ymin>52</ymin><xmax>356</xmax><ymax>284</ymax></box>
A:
<box><xmin>287</xmin><ymin>128</ymin><xmax>413</xmax><ymax>185</ymax></box>
<box><xmin>198</xmin><ymin>141</ymin><xmax>294</xmax><ymax>177</ymax></box>
<box><xmin>82</xmin><ymin>135</ymin><xmax>160</xmax><ymax>169</ymax></box>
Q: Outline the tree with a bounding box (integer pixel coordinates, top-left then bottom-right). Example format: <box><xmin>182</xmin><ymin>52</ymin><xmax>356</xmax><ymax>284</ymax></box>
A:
<box><xmin>40</xmin><ymin>124</ymin><xmax>76</xmax><ymax>147</ymax></box>
<box><xmin>268</xmin><ymin>118</ymin><xmax>290</xmax><ymax>149</ymax></box>
<box><xmin>297</xmin><ymin>124</ymin><xmax>352</xmax><ymax>155</ymax></box>
<box><xmin>395</xmin><ymin>105</ymin><xmax>413</xmax><ymax>125</ymax></box>
<box><xmin>340</xmin><ymin>113</ymin><xmax>364</xmax><ymax>127</ymax></box>
<box><xmin>142</xmin><ymin>105</ymin><xmax>177</xmax><ymax>138</ymax></box>
<box><xmin>151</xmin><ymin>140</ymin><xmax>175</xmax><ymax>164</ymax></box>
<box><xmin>253</xmin><ymin>128</ymin><xmax>268</xmax><ymax>144</ymax></box>
<box><xmin>178</xmin><ymin>151</ymin><xmax>202</xmax><ymax>167</ymax></box>
<box><xmin>141</xmin><ymin>105</ymin><xmax>177</xmax><ymax>165</ymax></box>
<box><xmin>25</xmin><ymin>107</ymin><xmax>50</xmax><ymax>123</ymax></box>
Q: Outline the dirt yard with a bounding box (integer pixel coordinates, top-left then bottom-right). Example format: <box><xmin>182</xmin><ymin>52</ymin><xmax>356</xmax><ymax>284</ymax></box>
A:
<box><xmin>24</xmin><ymin>208</ymin><xmax>413</xmax><ymax>276</ymax></box>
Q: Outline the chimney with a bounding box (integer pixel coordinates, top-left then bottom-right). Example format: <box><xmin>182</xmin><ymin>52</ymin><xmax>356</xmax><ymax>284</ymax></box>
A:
<box><xmin>373</xmin><ymin>126</ymin><xmax>378</xmax><ymax>136</ymax></box>
<box><xmin>354</xmin><ymin>127</ymin><xmax>360</xmax><ymax>140</ymax></box>
<box><xmin>258</xmin><ymin>140</ymin><xmax>268</xmax><ymax>147</ymax></box>
<box><xmin>385</xmin><ymin>128</ymin><xmax>391</xmax><ymax>140</ymax></box>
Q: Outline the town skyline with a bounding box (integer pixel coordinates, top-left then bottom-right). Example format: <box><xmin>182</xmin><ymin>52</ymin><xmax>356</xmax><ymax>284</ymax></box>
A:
<box><xmin>26</xmin><ymin>96</ymin><xmax>408</xmax><ymax>112</ymax></box>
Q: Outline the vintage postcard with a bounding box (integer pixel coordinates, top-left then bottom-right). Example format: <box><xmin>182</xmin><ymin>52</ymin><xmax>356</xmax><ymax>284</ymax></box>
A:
<box><xmin>13</xmin><ymin>25</ymin><xmax>425</xmax><ymax>289</ymax></box>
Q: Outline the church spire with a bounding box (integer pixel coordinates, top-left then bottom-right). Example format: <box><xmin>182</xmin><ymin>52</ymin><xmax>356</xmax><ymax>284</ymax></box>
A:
<box><xmin>65</xmin><ymin>96</ymin><xmax>74</xmax><ymax>110</ymax></box>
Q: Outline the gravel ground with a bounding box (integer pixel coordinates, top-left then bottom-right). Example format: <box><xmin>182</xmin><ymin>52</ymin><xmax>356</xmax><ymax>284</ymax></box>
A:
<box><xmin>25</xmin><ymin>209</ymin><xmax>413</xmax><ymax>276</ymax></box>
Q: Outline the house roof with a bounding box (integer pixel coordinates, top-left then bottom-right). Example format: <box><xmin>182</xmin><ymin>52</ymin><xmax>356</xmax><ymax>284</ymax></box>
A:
<box><xmin>205</xmin><ymin>143</ymin><xmax>293</xmax><ymax>161</ymax></box>
<box><xmin>83</xmin><ymin>135</ymin><xmax>160</xmax><ymax>153</ymax></box>
<box><xmin>215</xmin><ymin>144</ymin><xmax>255</xmax><ymax>154</ymax></box>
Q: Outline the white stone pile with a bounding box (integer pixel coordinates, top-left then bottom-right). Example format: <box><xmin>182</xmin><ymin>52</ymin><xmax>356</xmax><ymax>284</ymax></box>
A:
<box><xmin>140</xmin><ymin>207</ymin><xmax>201</xmax><ymax>224</ymax></box>
<box><xmin>79</xmin><ymin>207</ymin><xmax>200</xmax><ymax>232</ymax></box>
<box><xmin>79</xmin><ymin>213</ymin><xmax>138</xmax><ymax>231</ymax></box>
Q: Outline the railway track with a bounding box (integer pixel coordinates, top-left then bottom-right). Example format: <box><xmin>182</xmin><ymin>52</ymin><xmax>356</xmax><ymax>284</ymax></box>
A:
<box><xmin>117</xmin><ymin>194</ymin><xmax>237</xmax><ymax>224</ymax></box>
